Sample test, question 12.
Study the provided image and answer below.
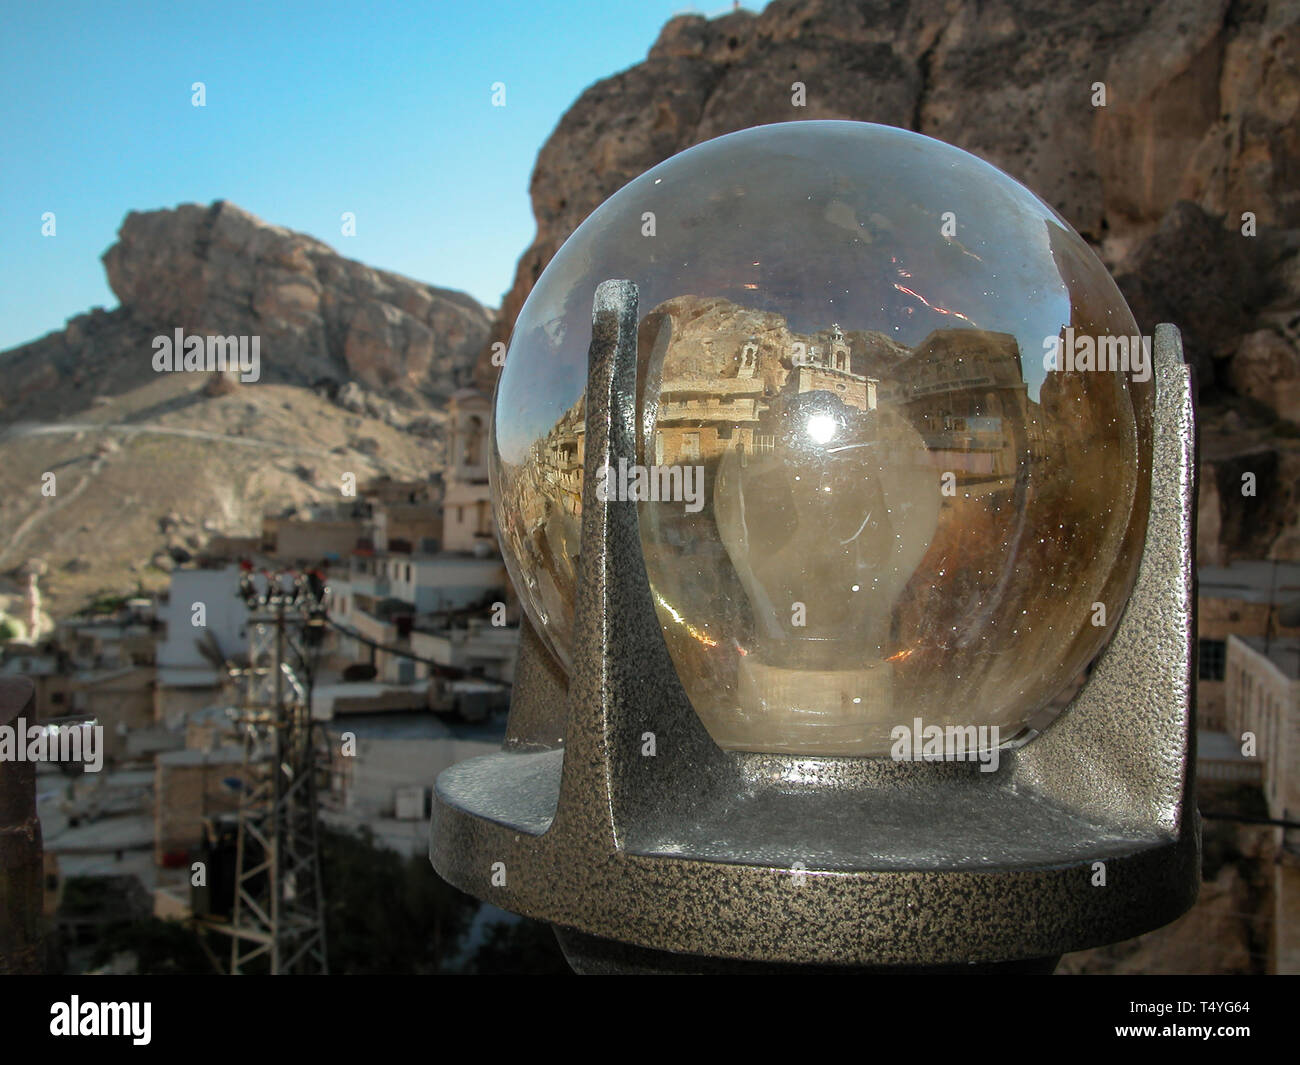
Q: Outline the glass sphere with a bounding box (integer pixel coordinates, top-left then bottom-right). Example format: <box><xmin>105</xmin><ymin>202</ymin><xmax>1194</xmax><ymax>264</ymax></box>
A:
<box><xmin>493</xmin><ymin>121</ymin><xmax>1152</xmax><ymax>757</ymax></box>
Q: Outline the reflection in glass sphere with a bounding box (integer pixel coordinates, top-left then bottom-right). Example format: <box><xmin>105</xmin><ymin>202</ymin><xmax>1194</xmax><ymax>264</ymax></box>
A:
<box><xmin>492</xmin><ymin>121</ymin><xmax>1152</xmax><ymax>756</ymax></box>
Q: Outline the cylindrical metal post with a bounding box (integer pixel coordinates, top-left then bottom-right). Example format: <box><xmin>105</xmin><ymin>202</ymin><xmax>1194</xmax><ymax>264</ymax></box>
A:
<box><xmin>0</xmin><ymin>677</ymin><xmax>42</xmax><ymax>973</ymax></box>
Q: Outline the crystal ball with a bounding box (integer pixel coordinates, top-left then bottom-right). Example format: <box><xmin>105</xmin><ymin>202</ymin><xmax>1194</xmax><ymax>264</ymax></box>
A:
<box><xmin>492</xmin><ymin>121</ymin><xmax>1152</xmax><ymax>757</ymax></box>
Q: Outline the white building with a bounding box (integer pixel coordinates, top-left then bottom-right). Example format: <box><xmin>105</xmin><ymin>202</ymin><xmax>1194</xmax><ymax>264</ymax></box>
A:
<box><xmin>330</xmin><ymin>552</ymin><xmax>512</xmax><ymax>688</ymax></box>
<box><xmin>1224</xmin><ymin>635</ymin><xmax>1300</xmax><ymax>974</ymax></box>
<box><xmin>155</xmin><ymin>565</ymin><xmax>249</xmax><ymax>721</ymax></box>
<box><xmin>320</xmin><ymin>386</ymin><xmax>517</xmax><ymax>695</ymax></box>
<box><xmin>333</xmin><ymin>553</ymin><xmax>506</xmax><ymax>615</ymax></box>
<box><xmin>442</xmin><ymin>389</ymin><xmax>494</xmax><ymax>554</ymax></box>
<box><xmin>386</xmin><ymin>554</ymin><xmax>506</xmax><ymax>614</ymax></box>
<box><xmin>411</xmin><ymin>621</ymin><xmax>518</xmax><ymax>685</ymax></box>
<box><xmin>322</xmin><ymin>713</ymin><xmax>500</xmax><ymax>855</ymax></box>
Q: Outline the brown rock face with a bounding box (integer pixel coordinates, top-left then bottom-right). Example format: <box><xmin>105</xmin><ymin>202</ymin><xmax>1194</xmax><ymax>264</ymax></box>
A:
<box><xmin>1229</xmin><ymin>329</ymin><xmax>1300</xmax><ymax>422</ymax></box>
<box><xmin>103</xmin><ymin>200</ymin><xmax>492</xmax><ymax>396</ymax></box>
<box><xmin>1115</xmin><ymin>200</ymin><xmax>1275</xmax><ymax>389</ymax></box>
<box><xmin>477</xmin><ymin>0</ymin><xmax>1300</xmax><ymax>562</ymax></box>
<box><xmin>3</xmin><ymin>200</ymin><xmax>493</xmax><ymax>421</ymax></box>
<box><xmin>341</xmin><ymin>301</ymin><xmax>435</xmax><ymax>388</ymax></box>
<box><xmin>478</xmin><ymin>0</ymin><xmax>1299</xmax><ymax>386</ymax></box>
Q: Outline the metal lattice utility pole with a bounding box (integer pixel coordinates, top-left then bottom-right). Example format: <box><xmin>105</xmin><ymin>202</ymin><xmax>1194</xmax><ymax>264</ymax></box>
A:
<box><xmin>227</xmin><ymin>570</ymin><xmax>329</xmax><ymax>974</ymax></box>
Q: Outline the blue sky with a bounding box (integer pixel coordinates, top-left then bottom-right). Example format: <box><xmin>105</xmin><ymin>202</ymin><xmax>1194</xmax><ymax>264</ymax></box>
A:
<box><xmin>0</xmin><ymin>1</ymin><xmax>744</xmax><ymax>351</ymax></box>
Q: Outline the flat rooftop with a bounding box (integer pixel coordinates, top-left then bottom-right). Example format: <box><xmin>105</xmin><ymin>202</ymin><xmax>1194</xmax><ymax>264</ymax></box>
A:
<box><xmin>325</xmin><ymin>710</ymin><xmax>505</xmax><ymax>743</ymax></box>
<box><xmin>1199</xmin><ymin>560</ymin><xmax>1300</xmax><ymax>604</ymax></box>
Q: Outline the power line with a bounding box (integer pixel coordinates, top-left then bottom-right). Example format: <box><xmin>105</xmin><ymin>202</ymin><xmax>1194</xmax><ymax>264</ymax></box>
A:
<box><xmin>322</xmin><ymin>615</ymin><xmax>512</xmax><ymax>688</ymax></box>
<box><xmin>211</xmin><ymin>570</ymin><xmax>330</xmax><ymax>974</ymax></box>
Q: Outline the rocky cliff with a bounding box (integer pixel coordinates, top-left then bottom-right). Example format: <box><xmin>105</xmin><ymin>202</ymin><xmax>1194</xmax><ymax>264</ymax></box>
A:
<box><xmin>0</xmin><ymin>201</ymin><xmax>490</xmax><ymax>616</ymax></box>
<box><xmin>479</xmin><ymin>0</ymin><xmax>1300</xmax><ymax>560</ymax></box>
<box><xmin>3</xmin><ymin>200</ymin><xmax>493</xmax><ymax>422</ymax></box>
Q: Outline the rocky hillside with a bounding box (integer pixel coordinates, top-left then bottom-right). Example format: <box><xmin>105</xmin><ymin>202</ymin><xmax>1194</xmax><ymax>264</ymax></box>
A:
<box><xmin>478</xmin><ymin>0</ymin><xmax>1300</xmax><ymax>561</ymax></box>
<box><xmin>0</xmin><ymin>372</ymin><xmax>444</xmax><ymax>619</ymax></box>
<box><xmin>0</xmin><ymin>201</ymin><xmax>489</xmax><ymax>617</ymax></box>
<box><xmin>4</xmin><ymin>200</ymin><xmax>493</xmax><ymax>423</ymax></box>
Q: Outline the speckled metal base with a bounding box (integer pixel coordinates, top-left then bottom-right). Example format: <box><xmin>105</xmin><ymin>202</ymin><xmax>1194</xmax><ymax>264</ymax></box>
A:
<box><xmin>551</xmin><ymin>925</ymin><xmax>1062</xmax><ymax>974</ymax></box>
<box><xmin>431</xmin><ymin>280</ymin><xmax>1199</xmax><ymax>969</ymax></box>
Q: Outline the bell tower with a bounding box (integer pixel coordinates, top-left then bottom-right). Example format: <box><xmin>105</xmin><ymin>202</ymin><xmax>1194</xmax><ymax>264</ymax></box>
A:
<box><xmin>448</xmin><ymin>388</ymin><xmax>491</xmax><ymax>485</ymax></box>
<box><xmin>444</xmin><ymin>388</ymin><xmax>495</xmax><ymax>554</ymax></box>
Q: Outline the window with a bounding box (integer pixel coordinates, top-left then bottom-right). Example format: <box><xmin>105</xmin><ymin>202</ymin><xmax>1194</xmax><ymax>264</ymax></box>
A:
<box><xmin>463</xmin><ymin>415</ymin><xmax>484</xmax><ymax>467</ymax></box>
<box><xmin>1198</xmin><ymin>638</ymin><xmax>1226</xmax><ymax>681</ymax></box>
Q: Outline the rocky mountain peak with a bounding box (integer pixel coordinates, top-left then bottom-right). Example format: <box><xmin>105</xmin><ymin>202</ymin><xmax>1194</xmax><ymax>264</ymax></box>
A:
<box><xmin>2</xmin><ymin>200</ymin><xmax>493</xmax><ymax>422</ymax></box>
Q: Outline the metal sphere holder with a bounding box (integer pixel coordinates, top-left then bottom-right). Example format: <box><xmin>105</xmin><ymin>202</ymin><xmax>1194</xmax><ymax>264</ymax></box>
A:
<box><xmin>431</xmin><ymin>279</ymin><xmax>1199</xmax><ymax>972</ymax></box>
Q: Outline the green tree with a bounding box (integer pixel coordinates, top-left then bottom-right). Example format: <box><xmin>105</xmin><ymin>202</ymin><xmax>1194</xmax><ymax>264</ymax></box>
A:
<box><xmin>90</xmin><ymin>918</ymin><xmax>216</xmax><ymax>974</ymax></box>
<box><xmin>460</xmin><ymin>916</ymin><xmax>571</xmax><ymax>975</ymax></box>
<box><xmin>319</xmin><ymin>825</ymin><xmax>477</xmax><ymax>974</ymax></box>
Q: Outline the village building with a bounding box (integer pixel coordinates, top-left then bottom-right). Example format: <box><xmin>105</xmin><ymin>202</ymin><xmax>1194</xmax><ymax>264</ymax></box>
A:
<box><xmin>1223</xmin><ymin>635</ymin><xmax>1300</xmax><ymax>973</ymax></box>
<box><xmin>1198</xmin><ymin>560</ymin><xmax>1300</xmax><ymax>731</ymax></box>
